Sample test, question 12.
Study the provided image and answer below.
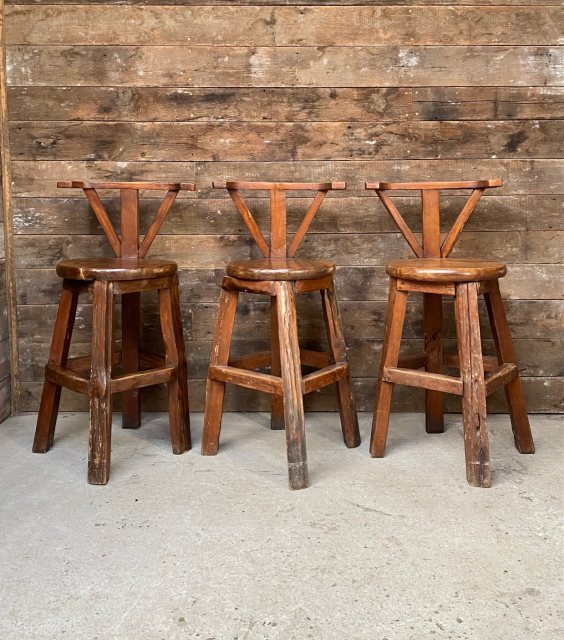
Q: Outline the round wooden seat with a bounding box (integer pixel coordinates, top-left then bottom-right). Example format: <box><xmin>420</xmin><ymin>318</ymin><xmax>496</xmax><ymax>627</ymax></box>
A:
<box><xmin>386</xmin><ymin>258</ymin><xmax>507</xmax><ymax>283</ymax></box>
<box><xmin>226</xmin><ymin>258</ymin><xmax>336</xmax><ymax>281</ymax></box>
<box><xmin>56</xmin><ymin>258</ymin><xmax>178</xmax><ymax>282</ymax></box>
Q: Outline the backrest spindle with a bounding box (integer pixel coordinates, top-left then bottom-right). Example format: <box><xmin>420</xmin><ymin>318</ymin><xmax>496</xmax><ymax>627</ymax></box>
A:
<box><xmin>213</xmin><ymin>181</ymin><xmax>346</xmax><ymax>258</ymax></box>
<box><xmin>57</xmin><ymin>181</ymin><xmax>196</xmax><ymax>259</ymax></box>
<box><xmin>366</xmin><ymin>179</ymin><xmax>503</xmax><ymax>258</ymax></box>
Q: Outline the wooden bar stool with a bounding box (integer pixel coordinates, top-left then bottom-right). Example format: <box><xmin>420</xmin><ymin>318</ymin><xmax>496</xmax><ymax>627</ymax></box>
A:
<box><xmin>366</xmin><ymin>179</ymin><xmax>535</xmax><ymax>487</ymax></box>
<box><xmin>201</xmin><ymin>181</ymin><xmax>360</xmax><ymax>490</ymax></box>
<box><xmin>33</xmin><ymin>181</ymin><xmax>193</xmax><ymax>484</ymax></box>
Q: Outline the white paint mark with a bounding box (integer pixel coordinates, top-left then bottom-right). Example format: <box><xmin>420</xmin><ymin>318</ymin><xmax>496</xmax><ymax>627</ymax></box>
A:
<box><xmin>398</xmin><ymin>49</ymin><xmax>419</xmax><ymax>67</ymax></box>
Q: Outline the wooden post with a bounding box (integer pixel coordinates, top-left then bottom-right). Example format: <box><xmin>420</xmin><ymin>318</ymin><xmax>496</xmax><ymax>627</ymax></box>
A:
<box><xmin>370</xmin><ymin>278</ymin><xmax>408</xmax><ymax>457</ymax></box>
<box><xmin>455</xmin><ymin>283</ymin><xmax>491</xmax><ymax>488</ymax></box>
<box><xmin>33</xmin><ymin>280</ymin><xmax>79</xmax><ymax>452</ymax></box>
<box><xmin>421</xmin><ymin>189</ymin><xmax>444</xmax><ymax>434</ymax></box>
<box><xmin>88</xmin><ymin>280</ymin><xmax>114</xmax><ymax>485</ymax></box>
<box><xmin>275</xmin><ymin>281</ymin><xmax>308</xmax><ymax>490</ymax></box>
<box><xmin>120</xmin><ymin>188</ymin><xmax>141</xmax><ymax>428</ymax></box>
<box><xmin>321</xmin><ymin>283</ymin><xmax>360</xmax><ymax>448</ymax></box>
<box><xmin>270</xmin><ymin>296</ymin><xmax>285</xmax><ymax>430</ymax></box>
<box><xmin>201</xmin><ymin>285</ymin><xmax>239</xmax><ymax>455</ymax></box>
<box><xmin>159</xmin><ymin>275</ymin><xmax>191</xmax><ymax>453</ymax></box>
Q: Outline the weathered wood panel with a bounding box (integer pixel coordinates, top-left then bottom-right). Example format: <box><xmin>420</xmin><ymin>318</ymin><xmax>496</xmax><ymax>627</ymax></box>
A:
<box><xmin>413</xmin><ymin>87</ymin><xmax>564</xmax><ymax>121</ymax></box>
<box><xmin>12</xmin><ymin>86</ymin><xmax>564</xmax><ymax>123</ymax></box>
<box><xmin>6</xmin><ymin>1</ymin><xmax>562</xmax><ymax>9</ymax></box>
<box><xmin>11</xmin><ymin>160</ymin><xmax>564</xmax><ymax>198</ymax></box>
<box><xmin>8</xmin><ymin>46</ymin><xmax>562</xmax><ymax>87</ymax></box>
<box><xmin>5</xmin><ymin>2</ymin><xmax>563</xmax><ymax>415</ymax></box>
<box><xmin>7</xmin><ymin>6</ymin><xmax>562</xmax><ymax>46</ymax></box>
<box><xmin>11</xmin><ymin>120</ymin><xmax>563</xmax><ymax>161</ymax></box>
<box><xmin>12</xmin><ymin>195</ymin><xmax>563</xmax><ymax>235</ymax></box>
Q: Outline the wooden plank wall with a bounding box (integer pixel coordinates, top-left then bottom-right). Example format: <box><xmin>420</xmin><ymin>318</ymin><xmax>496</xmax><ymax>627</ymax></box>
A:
<box><xmin>3</xmin><ymin>1</ymin><xmax>564</xmax><ymax>413</ymax></box>
<box><xmin>0</xmin><ymin>1</ymin><xmax>11</xmax><ymax>421</ymax></box>
<box><xmin>0</xmin><ymin>169</ymin><xmax>11</xmax><ymax>422</ymax></box>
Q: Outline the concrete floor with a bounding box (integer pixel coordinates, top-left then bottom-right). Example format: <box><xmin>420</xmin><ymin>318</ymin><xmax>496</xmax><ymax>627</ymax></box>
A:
<box><xmin>0</xmin><ymin>412</ymin><xmax>562</xmax><ymax>640</ymax></box>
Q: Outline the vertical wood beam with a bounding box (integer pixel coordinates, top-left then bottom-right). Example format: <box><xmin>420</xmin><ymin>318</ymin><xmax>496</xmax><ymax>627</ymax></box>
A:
<box><xmin>0</xmin><ymin>0</ymin><xmax>20</xmax><ymax>413</ymax></box>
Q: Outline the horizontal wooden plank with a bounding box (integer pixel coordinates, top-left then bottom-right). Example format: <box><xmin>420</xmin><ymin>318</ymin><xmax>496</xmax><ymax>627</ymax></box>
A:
<box><xmin>11</xmin><ymin>195</ymin><xmax>564</xmax><ymax>236</ymax></box>
<box><xmin>7</xmin><ymin>6</ymin><xmax>562</xmax><ymax>46</ymax></box>
<box><xmin>413</xmin><ymin>87</ymin><xmax>564</xmax><ymax>121</ymax></box>
<box><xmin>12</xmin><ymin>160</ymin><xmax>563</xmax><ymax>198</ymax></box>
<box><xmin>11</xmin><ymin>120</ymin><xmax>563</xmax><ymax>161</ymax></box>
<box><xmin>383</xmin><ymin>367</ymin><xmax>463</xmax><ymax>395</ymax></box>
<box><xmin>17</xmin><ymin>338</ymin><xmax>564</xmax><ymax>382</ymax></box>
<box><xmin>11</xmin><ymin>86</ymin><xmax>564</xmax><ymax>123</ymax></box>
<box><xmin>17</xmin><ymin>376</ymin><xmax>564</xmax><ymax>414</ymax></box>
<box><xmin>193</xmin><ymin>160</ymin><xmax>564</xmax><ymax>198</ymax></box>
<box><xmin>7</xmin><ymin>1</ymin><xmax>562</xmax><ymax>6</ymax></box>
<box><xmin>8</xmin><ymin>46</ymin><xmax>562</xmax><ymax>87</ymax></box>
<box><xmin>13</xmin><ymin>230</ymin><xmax>564</xmax><ymax>269</ymax></box>
<box><xmin>8</xmin><ymin>86</ymin><xmax>412</xmax><ymax>122</ymax></box>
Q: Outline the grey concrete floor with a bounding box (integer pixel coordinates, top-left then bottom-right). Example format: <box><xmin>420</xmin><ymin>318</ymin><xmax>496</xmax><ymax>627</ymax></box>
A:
<box><xmin>0</xmin><ymin>412</ymin><xmax>562</xmax><ymax>640</ymax></box>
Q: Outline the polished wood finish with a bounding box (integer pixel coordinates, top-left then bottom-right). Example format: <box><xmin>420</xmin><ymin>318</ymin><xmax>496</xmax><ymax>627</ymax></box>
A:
<box><xmin>226</xmin><ymin>258</ymin><xmax>335</xmax><ymax>282</ymax></box>
<box><xmin>368</xmin><ymin>180</ymin><xmax>534</xmax><ymax>487</ymax></box>
<box><xmin>202</xmin><ymin>181</ymin><xmax>359</xmax><ymax>489</ymax></box>
<box><xmin>33</xmin><ymin>181</ymin><xmax>193</xmax><ymax>484</ymax></box>
<box><xmin>387</xmin><ymin>259</ymin><xmax>507</xmax><ymax>282</ymax></box>
<box><xmin>56</xmin><ymin>258</ymin><xmax>178</xmax><ymax>281</ymax></box>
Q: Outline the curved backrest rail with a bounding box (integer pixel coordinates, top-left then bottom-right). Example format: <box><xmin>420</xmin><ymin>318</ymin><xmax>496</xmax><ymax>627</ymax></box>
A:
<box><xmin>214</xmin><ymin>181</ymin><xmax>344</xmax><ymax>258</ymax></box>
<box><xmin>58</xmin><ymin>181</ymin><xmax>195</xmax><ymax>258</ymax></box>
<box><xmin>366</xmin><ymin>180</ymin><xmax>502</xmax><ymax>258</ymax></box>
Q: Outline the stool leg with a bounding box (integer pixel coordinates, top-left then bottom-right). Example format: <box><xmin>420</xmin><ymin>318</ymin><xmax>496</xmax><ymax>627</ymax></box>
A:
<box><xmin>121</xmin><ymin>292</ymin><xmax>141</xmax><ymax>429</ymax></box>
<box><xmin>370</xmin><ymin>278</ymin><xmax>408</xmax><ymax>457</ymax></box>
<box><xmin>275</xmin><ymin>281</ymin><xmax>308</xmax><ymax>490</ymax></box>
<box><xmin>159</xmin><ymin>275</ymin><xmax>191</xmax><ymax>454</ymax></box>
<box><xmin>484</xmin><ymin>280</ymin><xmax>534</xmax><ymax>454</ymax></box>
<box><xmin>455</xmin><ymin>283</ymin><xmax>491</xmax><ymax>488</ymax></box>
<box><xmin>424</xmin><ymin>293</ymin><xmax>444</xmax><ymax>433</ymax></box>
<box><xmin>33</xmin><ymin>279</ymin><xmax>79</xmax><ymax>453</ymax></box>
<box><xmin>270</xmin><ymin>296</ymin><xmax>285</xmax><ymax>430</ymax></box>
<box><xmin>201</xmin><ymin>285</ymin><xmax>239</xmax><ymax>455</ymax></box>
<box><xmin>321</xmin><ymin>282</ymin><xmax>360</xmax><ymax>448</ymax></box>
<box><xmin>88</xmin><ymin>281</ymin><xmax>114</xmax><ymax>485</ymax></box>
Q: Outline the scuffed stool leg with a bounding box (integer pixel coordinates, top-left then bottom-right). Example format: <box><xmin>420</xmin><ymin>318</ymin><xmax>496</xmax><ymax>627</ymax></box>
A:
<box><xmin>159</xmin><ymin>275</ymin><xmax>191</xmax><ymax>454</ymax></box>
<box><xmin>424</xmin><ymin>293</ymin><xmax>444</xmax><ymax>433</ymax></box>
<box><xmin>201</xmin><ymin>284</ymin><xmax>239</xmax><ymax>455</ymax></box>
<box><xmin>88</xmin><ymin>281</ymin><xmax>114</xmax><ymax>485</ymax></box>
<box><xmin>121</xmin><ymin>291</ymin><xmax>141</xmax><ymax>429</ymax></box>
<box><xmin>370</xmin><ymin>278</ymin><xmax>408</xmax><ymax>457</ymax></box>
<box><xmin>485</xmin><ymin>280</ymin><xmax>534</xmax><ymax>454</ymax></box>
<box><xmin>321</xmin><ymin>281</ymin><xmax>360</xmax><ymax>448</ymax></box>
<box><xmin>33</xmin><ymin>280</ymin><xmax>80</xmax><ymax>453</ymax></box>
<box><xmin>270</xmin><ymin>296</ymin><xmax>285</xmax><ymax>430</ymax></box>
<box><xmin>455</xmin><ymin>283</ymin><xmax>491</xmax><ymax>488</ymax></box>
<box><xmin>275</xmin><ymin>281</ymin><xmax>308</xmax><ymax>490</ymax></box>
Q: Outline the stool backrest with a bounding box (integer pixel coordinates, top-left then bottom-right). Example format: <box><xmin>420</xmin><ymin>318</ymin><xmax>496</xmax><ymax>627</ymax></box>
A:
<box><xmin>58</xmin><ymin>181</ymin><xmax>195</xmax><ymax>258</ymax></box>
<box><xmin>213</xmin><ymin>181</ymin><xmax>345</xmax><ymax>258</ymax></box>
<box><xmin>365</xmin><ymin>180</ymin><xmax>502</xmax><ymax>258</ymax></box>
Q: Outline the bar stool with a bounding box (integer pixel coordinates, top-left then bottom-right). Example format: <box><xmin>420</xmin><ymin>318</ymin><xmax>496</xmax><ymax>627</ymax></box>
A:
<box><xmin>366</xmin><ymin>179</ymin><xmax>535</xmax><ymax>487</ymax></box>
<box><xmin>33</xmin><ymin>181</ymin><xmax>193</xmax><ymax>484</ymax></box>
<box><xmin>201</xmin><ymin>181</ymin><xmax>360</xmax><ymax>490</ymax></box>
